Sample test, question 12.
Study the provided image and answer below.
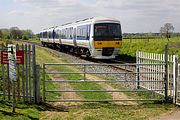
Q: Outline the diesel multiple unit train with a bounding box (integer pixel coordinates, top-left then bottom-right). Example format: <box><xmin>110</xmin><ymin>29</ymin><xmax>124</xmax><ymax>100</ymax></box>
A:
<box><xmin>39</xmin><ymin>17</ymin><xmax>122</xmax><ymax>59</ymax></box>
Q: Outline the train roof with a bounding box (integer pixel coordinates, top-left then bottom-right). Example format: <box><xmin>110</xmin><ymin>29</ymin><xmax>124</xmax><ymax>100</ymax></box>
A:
<box><xmin>74</xmin><ymin>16</ymin><xmax>120</xmax><ymax>24</ymax></box>
<box><xmin>41</xmin><ymin>16</ymin><xmax>120</xmax><ymax>31</ymax></box>
<box><xmin>59</xmin><ymin>17</ymin><xmax>120</xmax><ymax>27</ymax></box>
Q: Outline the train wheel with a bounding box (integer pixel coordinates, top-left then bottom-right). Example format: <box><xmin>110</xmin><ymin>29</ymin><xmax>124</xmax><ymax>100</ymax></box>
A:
<box><xmin>86</xmin><ymin>50</ymin><xmax>91</xmax><ymax>58</ymax></box>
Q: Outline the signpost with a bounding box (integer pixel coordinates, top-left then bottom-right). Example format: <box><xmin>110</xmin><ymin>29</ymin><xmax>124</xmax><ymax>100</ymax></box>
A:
<box><xmin>8</xmin><ymin>44</ymin><xmax>16</xmax><ymax>113</ymax></box>
<box><xmin>0</xmin><ymin>44</ymin><xmax>25</xmax><ymax>113</ymax></box>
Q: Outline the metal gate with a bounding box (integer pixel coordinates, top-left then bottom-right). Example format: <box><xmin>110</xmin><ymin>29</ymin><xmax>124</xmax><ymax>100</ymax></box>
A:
<box><xmin>43</xmin><ymin>63</ymin><xmax>166</xmax><ymax>102</ymax></box>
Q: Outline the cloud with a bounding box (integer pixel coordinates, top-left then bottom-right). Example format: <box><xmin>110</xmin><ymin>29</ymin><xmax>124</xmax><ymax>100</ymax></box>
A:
<box><xmin>9</xmin><ymin>0</ymin><xmax>180</xmax><ymax>33</ymax></box>
<box><xmin>8</xmin><ymin>10</ymin><xmax>27</xmax><ymax>16</ymax></box>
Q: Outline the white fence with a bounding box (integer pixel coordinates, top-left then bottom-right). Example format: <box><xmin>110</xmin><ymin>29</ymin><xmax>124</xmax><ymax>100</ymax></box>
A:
<box><xmin>136</xmin><ymin>51</ymin><xmax>178</xmax><ymax>103</ymax></box>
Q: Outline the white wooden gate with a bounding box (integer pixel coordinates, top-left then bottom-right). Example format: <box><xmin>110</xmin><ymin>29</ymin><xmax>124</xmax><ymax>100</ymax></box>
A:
<box><xmin>136</xmin><ymin>51</ymin><xmax>178</xmax><ymax>103</ymax></box>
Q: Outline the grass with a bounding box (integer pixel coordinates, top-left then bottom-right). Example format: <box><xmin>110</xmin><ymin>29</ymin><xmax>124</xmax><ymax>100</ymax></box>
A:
<box><xmin>120</xmin><ymin>37</ymin><xmax>180</xmax><ymax>62</ymax></box>
<box><xmin>26</xmin><ymin>38</ymin><xmax>41</xmax><ymax>43</ymax></box>
<box><xmin>40</xmin><ymin>102</ymin><xmax>176</xmax><ymax>120</ymax></box>
<box><xmin>0</xmin><ymin>101</ymin><xmax>41</xmax><ymax>120</ymax></box>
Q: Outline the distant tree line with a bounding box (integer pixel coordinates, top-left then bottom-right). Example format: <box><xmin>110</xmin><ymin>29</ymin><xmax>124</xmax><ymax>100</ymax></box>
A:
<box><xmin>0</xmin><ymin>27</ymin><xmax>34</xmax><ymax>40</ymax></box>
<box><xmin>123</xmin><ymin>33</ymin><xmax>161</xmax><ymax>39</ymax></box>
<box><xmin>124</xmin><ymin>23</ymin><xmax>178</xmax><ymax>40</ymax></box>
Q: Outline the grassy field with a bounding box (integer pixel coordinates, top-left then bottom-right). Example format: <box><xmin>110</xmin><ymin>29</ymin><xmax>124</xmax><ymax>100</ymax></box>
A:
<box><xmin>0</xmin><ymin>39</ymin><xmax>179</xmax><ymax>120</ymax></box>
<box><xmin>120</xmin><ymin>37</ymin><xmax>180</xmax><ymax>62</ymax></box>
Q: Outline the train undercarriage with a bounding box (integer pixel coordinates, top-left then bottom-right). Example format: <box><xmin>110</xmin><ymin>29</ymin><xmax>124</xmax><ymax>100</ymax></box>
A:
<box><xmin>41</xmin><ymin>42</ymin><xmax>91</xmax><ymax>58</ymax></box>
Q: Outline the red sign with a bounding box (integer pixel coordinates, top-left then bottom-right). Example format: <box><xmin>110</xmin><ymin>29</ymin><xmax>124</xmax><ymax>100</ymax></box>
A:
<box><xmin>1</xmin><ymin>50</ymin><xmax>24</xmax><ymax>64</ymax></box>
<box><xmin>1</xmin><ymin>51</ymin><xmax>9</xmax><ymax>64</ymax></box>
<box><xmin>16</xmin><ymin>50</ymin><xmax>24</xmax><ymax>64</ymax></box>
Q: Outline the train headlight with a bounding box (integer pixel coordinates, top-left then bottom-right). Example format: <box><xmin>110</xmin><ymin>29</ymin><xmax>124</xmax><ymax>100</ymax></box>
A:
<box><xmin>116</xmin><ymin>42</ymin><xmax>119</xmax><ymax>44</ymax></box>
<box><xmin>98</xmin><ymin>42</ymin><xmax>102</xmax><ymax>45</ymax></box>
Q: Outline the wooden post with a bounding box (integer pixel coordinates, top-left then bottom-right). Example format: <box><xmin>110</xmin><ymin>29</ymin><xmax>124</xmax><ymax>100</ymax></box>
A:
<box><xmin>173</xmin><ymin>55</ymin><xmax>178</xmax><ymax>104</ymax></box>
<box><xmin>32</xmin><ymin>44</ymin><xmax>37</xmax><ymax>103</ymax></box>
<box><xmin>164</xmin><ymin>44</ymin><xmax>168</xmax><ymax>102</ymax></box>
<box><xmin>136</xmin><ymin>51</ymin><xmax>140</xmax><ymax>89</ymax></box>
<box><xmin>28</xmin><ymin>45</ymin><xmax>32</xmax><ymax>102</ymax></box>
<box><xmin>25</xmin><ymin>44</ymin><xmax>28</xmax><ymax>101</ymax></box>
<box><xmin>36</xmin><ymin>65</ymin><xmax>40</xmax><ymax>103</ymax></box>
<box><xmin>22</xmin><ymin>44</ymin><xmax>25</xmax><ymax>101</ymax></box>
<box><xmin>16</xmin><ymin>44</ymin><xmax>20</xmax><ymax>101</ymax></box>
<box><xmin>43</xmin><ymin>64</ymin><xmax>46</xmax><ymax>102</ymax></box>
<box><xmin>7</xmin><ymin>43</ymin><xmax>10</xmax><ymax>100</ymax></box>
<box><xmin>1</xmin><ymin>43</ymin><xmax>5</xmax><ymax>100</ymax></box>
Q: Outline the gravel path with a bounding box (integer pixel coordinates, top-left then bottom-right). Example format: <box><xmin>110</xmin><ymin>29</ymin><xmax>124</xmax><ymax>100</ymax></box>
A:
<box><xmin>149</xmin><ymin>108</ymin><xmax>180</xmax><ymax>120</ymax></box>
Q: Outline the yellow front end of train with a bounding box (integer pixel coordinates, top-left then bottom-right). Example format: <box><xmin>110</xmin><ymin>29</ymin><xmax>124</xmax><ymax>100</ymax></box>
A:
<box><xmin>94</xmin><ymin>40</ymin><xmax>122</xmax><ymax>49</ymax></box>
<box><xmin>91</xmin><ymin>22</ymin><xmax>122</xmax><ymax>59</ymax></box>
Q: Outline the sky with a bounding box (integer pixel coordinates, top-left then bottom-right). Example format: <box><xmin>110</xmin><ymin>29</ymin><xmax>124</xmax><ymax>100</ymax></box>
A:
<box><xmin>0</xmin><ymin>0</ymin><xmax>180</xmax><ymax>33</ymax></box>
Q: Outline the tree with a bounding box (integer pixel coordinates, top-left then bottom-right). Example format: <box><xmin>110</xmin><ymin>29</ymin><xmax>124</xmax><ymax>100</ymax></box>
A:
<box><xmin>160</xmin><ymin>23</ymin><xmax>174</xmax><ymax>40</ymax></box>
<box><xmin>9</xmin><ymin>27</ymin><xmax>22</xmax><ymax>40</ymax></box>
<box><xmin>0</xmin><ymin>30</ymin><xmax>3</xmax><ymax>38</ymax></box>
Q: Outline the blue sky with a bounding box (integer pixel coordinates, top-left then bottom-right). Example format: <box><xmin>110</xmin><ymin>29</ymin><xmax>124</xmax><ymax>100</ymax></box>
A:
<box><xmin>0</xmin><ymin>0</ymin><xmax>180</xmax><ymax>33</ymax></box>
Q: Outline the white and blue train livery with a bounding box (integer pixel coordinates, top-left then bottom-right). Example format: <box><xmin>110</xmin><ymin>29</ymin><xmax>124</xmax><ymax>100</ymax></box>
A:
<box><xmin>39</xmin><ymin>17</ymin><xmax>122</xmax><ymax>59</ymax></box>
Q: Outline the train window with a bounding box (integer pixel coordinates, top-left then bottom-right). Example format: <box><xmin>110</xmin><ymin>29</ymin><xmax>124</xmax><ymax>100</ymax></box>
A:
<box><xmin>77</xmin><ymin>25</ymin><xmax>89</xmax><ymax>40</ymax></box>
<box><xmin>59</xmin><ymin>30</ymin><xmax>61</xmax><ymax>39</ymax></box>
<box><xmin>94</xmin><ymin>23</ymin><xmax>122</xmax><ymax>40</ymax></box>
<box><xmin>48</xmin><ymin>31</ymin><xmax>52</xmax><ymax>39</ymax></box>
<box><xmin>43</xmin><ymin>32</ymin><xmax>48</xmax><ymax>38</ymax></box>
<box><xmin>40</xmin><ymin>33</ymin><xmax>42</xmax><ymax>38</ymax></box>
<box><xmin>55</xmin><ymin>30</ymin><xmax>59</xmax><ymax>39</ymax></box>
<box><xmin>62</xmin><ymin>29</ymin><xmax>66</xmax><ymax>39</ymax></box>
<box><xmin>70</xmin><ymin>27</ymin><xmax>73</xmax><ymax>39</ymax></box>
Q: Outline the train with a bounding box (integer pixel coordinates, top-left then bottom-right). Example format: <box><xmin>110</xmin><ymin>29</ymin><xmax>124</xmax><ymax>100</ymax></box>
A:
<box><xmin>39</xmin><ymin>17</ymin><xmax>122</xmax><ymax>59</ymax></box>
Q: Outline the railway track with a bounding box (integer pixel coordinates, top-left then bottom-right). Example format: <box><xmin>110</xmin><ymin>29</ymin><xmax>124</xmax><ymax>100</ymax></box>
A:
<box><xmin>25</xmin><ymin>40</ymin><xmax>136</xmax><ymax>73</ymax></box>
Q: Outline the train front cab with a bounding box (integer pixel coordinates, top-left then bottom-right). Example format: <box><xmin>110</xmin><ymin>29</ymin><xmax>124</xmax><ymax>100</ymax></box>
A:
<box><xmin>91</xmin><ymin>22</ymin><xmax>122</xmax><ymax>59</ymax></box>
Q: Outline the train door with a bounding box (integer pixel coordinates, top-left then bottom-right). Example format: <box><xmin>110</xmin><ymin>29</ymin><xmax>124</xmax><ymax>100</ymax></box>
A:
<box><xmin>73</xmin><ymin>28</ymin><xmax>77</xmax><ymax>47</ymax></box>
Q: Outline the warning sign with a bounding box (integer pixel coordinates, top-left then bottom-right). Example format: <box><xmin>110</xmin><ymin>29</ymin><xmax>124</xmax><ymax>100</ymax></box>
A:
<box><xmin>1</xmin><ymin>50</ymin><xmax>24</xmax><ymax>64</ymax></box>
<box><xmin>1</xmin><ymin>51</ymin><xmax>9</xmax><ymax>64</ymax></box>
<box><xmin>16</xmin><ymin>50</ymin><xmax>24</xmax><ymax>64</ymax></box>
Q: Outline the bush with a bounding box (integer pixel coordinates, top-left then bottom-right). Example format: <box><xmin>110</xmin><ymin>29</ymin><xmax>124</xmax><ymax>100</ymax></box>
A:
<box><xmin>22</xmin><ymin>35</ymin><xmax>29</xmax><ymax>40</ymax></box>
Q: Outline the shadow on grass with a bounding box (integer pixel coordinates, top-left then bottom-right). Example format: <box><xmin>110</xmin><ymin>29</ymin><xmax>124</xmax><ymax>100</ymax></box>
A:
<box><xmin>116</xmin><ymin>54</ymin><xmax>136</xmax><ymax>63</ymax></box>
<box><xmin>35</xmin><ymin>102</ymin><xmax>69</xmax><ymax>112</ymax></box>
<box><xmin>0</xmin><ymin>100</ymin><xmax>174</xmax><ymax>119</ymax></box>
<box><xmin>35</xmin><ymin>101</ymin><xmax>174</xmax><ymax>112</ymax></box>
<box><xmin>0</xmin><ymin>110</ymin><xmax>39</xmax><ymax>120</ymax></box>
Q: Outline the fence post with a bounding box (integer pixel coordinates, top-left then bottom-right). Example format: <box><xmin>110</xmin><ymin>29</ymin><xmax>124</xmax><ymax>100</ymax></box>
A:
<box><xmin>6</xmin><ymin>43</ymin><xmax>10</xmax><ymax>100</ymax></box>
<box><xmin>36</xmin><ymin>64</ymin><xmax>40</xmax><ymax>104</ymax></box>
<box><xmin>136</xmin><ymin>51</ymin><xmax>140</xmax><ymax>89</ymax></box>
<box><xmin>22</xmin><ymin>44</ymin><xmax>25</xmax><ymax>102</ymax></box>
<box><xmin>164</xmin><ymin>44</ymin><xmax>168</xmax><ymax>102</ymax></box>
<box><xmin>25</xmin><ymin>44</ymin><xmax>28</xmax><ymax>101</ymax></box>
<box><xmin>84</xmin><ymin>64</ymin><xmax>86</xmax><ymax>81</ymax></box>
<box><xmin>1</xmin><ymin>43</ymin><xmax>5</xmax><ymax>100</ymax></box>
<box><xmin>173</xmin><ymin>55</ymin><xmax>179</xmax><ymax>104</ymax></box>
<box><xmin>32</xmin><ymin>44</ymin><xmax>37</xmax><ymax>103</ymax></box>
<box><xmin>43</xmin><ymin>64</ymin><xmax>46</xmax><ymax>102</ymax></box>
<box><xmin>28</xmin><ymin>45</ymin><xmax>32</xmax><ymax>102</ymax></box>
<box><xmin>16</xmin><ymin>44</ymin><xmax>20</xmax><ymax>101</ymax></box>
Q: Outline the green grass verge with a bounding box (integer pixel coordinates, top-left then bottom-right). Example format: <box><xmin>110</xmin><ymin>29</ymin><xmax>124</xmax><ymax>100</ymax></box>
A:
<box><xmin>0</xmin><ymin>101</ymin><xmax>40</xmax><ymax>120</ymax></box>
<box><xmin>40</xmin><ymin>102</ymin><xmax>176</xmax><ymax>120</ymax></box>
<box><xmin>121</xmin><ymin>37</ymin><xmax>180</xmax><ymax>61</ymax></box>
